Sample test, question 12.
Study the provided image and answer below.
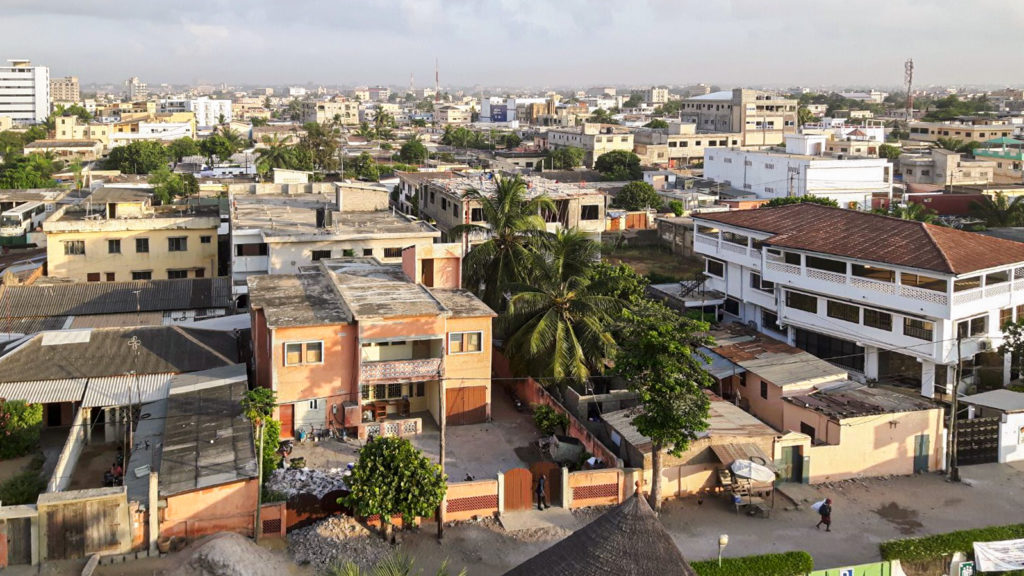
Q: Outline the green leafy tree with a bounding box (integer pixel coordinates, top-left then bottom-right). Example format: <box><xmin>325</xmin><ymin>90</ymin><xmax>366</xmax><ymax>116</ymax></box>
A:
<box><xmin>587</xmin><ymin>261</ymin><xmax>649</xmax><ymax>307</ymax></box>
<box><xmin>148</xmin><ymin>167</ymin><xmax>198</xmax><ymax>204</ymax></box>
<box><xmin>107</xmin><ymin>141</ymin><xmax>169</xmax><ymax>174</ymax></box>
<box><xmin>501</xmin><ymin>230</ymin><xmax>622</xmax><ymax>386</ymax></box>
<box><xmin>0</xmin><ymin>400</ymin><xmax>43</xmax><ymax>459</ymax></box>
<box><xmin>999</xmin><ymin>319</ymin><xmax>1024</xmax><ymax>384</ymax></box>
<box><xmin>167</xmin><ymin>137</ymin><xmax>201</xmax><ymax>163</ymax></box>
<box><xmin>615</xmin><ymin>181</ymin><xmax>662</xmax><ymax>211</ymax></box>
<box><xmin>398</xmin><ymin>138</ymin><xmax>428</xmax><ymax>164</ymax></box>
<box><xmin>668</xmin><ymin>199</ymin><xmax>684</xmax><ymax>216</ymax></box>
<box><xmin>295</xmin><ymin>122</ymin><xmax>340</xmax><ymax>172</ymax></box>
<box><xmin>589</xmin><ymin>108</ymin><xmax>619</xmax><ymax>125</ymax></box>
<box><xmin>654</xmin><ymin>101</ymin><xmax>684</xmax><ymax>117</ymax></box>
<box><xmin>615</xmin><ymin>299</ymin><xmax>714</xmax><ymax>511</ymax></box>
<box><xmin>0</xmin><ymin>154</ymin><xmax>60</xmax><ymax>188</ymax></box>
<box><xmin>623</xmin><ymin>94</ymin><xmax>644</xmax><ymax>108</ymax></box>
<box><xmin>250</xmin><ymin>117</ymin><xmax>269</xmax><ymax>127</ymax></box>
<box><xmin>643</xmin><ymin>119</ymin><xmax>669</xmax><ymax>129</ymax></box>
<box><xmin>21</xmin><ymin>126</ymin><xmax>47</xmax><ymax>145</ymax></box>
<box><xmin>936</xmin><ymin>137</ymin><xmax>981</xmax><ymax>155</ymax></box>
<box><xmin>342</xmin><ymin>437</ymin><xmax>446</xmax><ymax>539</ymax></box>
<box><xmin>547</xmin><ymin>147</ymin><xmax>585</xmax><ymax>170</ymax></box>
<box><xmin>879</xmin><ymin>143</ymin><xmax>902</xmax><ymax>160</ymax></box>
<box><xmin>595</xmin><ymin>150</ymin><xmax>642</xmax><ymax>181</ymax></box>
<box><xmin>923</xmin><ymin>95</ymin><xmax>994</xmax><ymax>122</ymax></box>
<box><xmin>450</xmin><ymin>175</ymin><xmax>553</xmax><ymax>311</ymax></box>
<box><xmin>0</xmin><ymin>131</ymin><xmax>25</xmax><ymax>160</ymax></box>
<box><xmin>532</xmin><ymin>404</ymin><xmax>569</xmax><ymax>435</ymax></box>
<box><xmin>888</xmin><ymin>202</ymin><xmax>938</xmax><ymax>223</ymax></box>
<box><xmin>350</xmin><ymin>151</ymin><xmax>380</xmax><ymax>181</ymax></box>
<box><xmin>797</xmin><ymin>107</ymin><xmax>817</xmax><ymax>126</ymax></box>
<box><xmin>764</xmin><ymin>195</ymin><xmax>838</xmax><ymax>208</ymax></box>
<box><xmin>970</xmin><ymin>193</ymin><xmax>1024</xmax><ymax>228</ymax></box>
<box><xmin>256</xmin><ymin>134</ymin><xmax>298</xmax><ymax>176</ymax></box>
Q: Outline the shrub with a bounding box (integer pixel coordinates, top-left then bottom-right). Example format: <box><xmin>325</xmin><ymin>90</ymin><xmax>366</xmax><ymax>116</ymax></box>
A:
<box><xmin>880</xmin><ymin>523</ymin><xmax>1024</xmax><ymax>562</ymax></box>
<box><xmin>690</xmin><ymin>551</ymin><xmax>813</xmax><ymax>576</ymax></box>
<box><xmin>0</xmin><ymin>455</ymin><xmax>45</xmax><ymax>505</ymax></box>
<box><xmin>615</xmin><ymin>181</ymin><xmax>662</xmax><ymax>211</ymax></box>
<box><xmin>669</xmin><ymin>200</ymin><xmax>684</xmax><ymax>216</ymax></box>
<box><xmin>533</xmin><ymin>404</ymin><xmax>569</xmax><ymax>436</ymax></box>
<box><xmin>0</xmin><ymin>400</ymin><xmax>43</xmax><ymax>459</ymax></box>
<box><xmin>261</xmin><ymin>419</ymin><xmax>281</xmax><ymax>481</ymax></box>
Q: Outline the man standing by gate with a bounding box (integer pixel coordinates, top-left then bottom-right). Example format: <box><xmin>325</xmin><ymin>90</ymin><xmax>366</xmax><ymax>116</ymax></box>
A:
<box><xmin>536</xmin><ymin>475</ymin><xmax>547</xmax><ymax>511</ymax></box>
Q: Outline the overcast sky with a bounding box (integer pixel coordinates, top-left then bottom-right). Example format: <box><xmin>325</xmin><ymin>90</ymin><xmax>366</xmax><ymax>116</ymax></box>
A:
<box><xmin>3</xmin><ymin>0</ymin><xmax>1023</xmax><ymax>89</ymax></box>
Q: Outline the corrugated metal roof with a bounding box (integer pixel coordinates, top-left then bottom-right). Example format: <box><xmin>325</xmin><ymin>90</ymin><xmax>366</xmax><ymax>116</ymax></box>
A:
<box><xmin>0</xmin><ymin>278</ymin><xmax>231</xmax><ymax>319</ymax></box>
<box><xmin>0</xmin><ymin>379</ymin><xmax>87</xmax><ymax>403</ymax></box>
<box><xmin>82</xmin><ymin>373</ymin><xmax>174</xmax><ymax>408</ymax></box>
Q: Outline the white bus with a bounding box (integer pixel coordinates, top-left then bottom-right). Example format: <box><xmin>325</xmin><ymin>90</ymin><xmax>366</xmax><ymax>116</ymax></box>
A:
<box><xmin>0</xmin><ymin>202</ymin><xmax>47</xmax><ymax>237</ymax></box>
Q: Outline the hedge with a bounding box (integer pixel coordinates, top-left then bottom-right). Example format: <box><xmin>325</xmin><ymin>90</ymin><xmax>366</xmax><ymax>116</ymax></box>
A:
<box><xmin>880</xmin><ymin>523</ymin><xmax>1024</xmax><ymax>562</ymax></box>
<box><xmin>691</xmin><ymin>551</ymin><xmax>814</xmax><ymax>576</ymax></box>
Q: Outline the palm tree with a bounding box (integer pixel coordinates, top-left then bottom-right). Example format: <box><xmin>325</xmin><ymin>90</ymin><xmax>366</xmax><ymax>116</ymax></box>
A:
<box><xmin>356</xmin><ymin>122</ymin><xmax>376</xmax><ymax>141</ymax></box>
<box><xmin>325</xmin><ymin>553</ymin><xmax>465</xmax><ymax>576</ymax></box>
<box><xmin>451</xmin><ymin>175</ymin><xmax>554</xmax><ymax>311</ymax></box>
<box><xmin>256</xmin><ymin>134</ymin><xmax>296</xmax><ymax>175</ymax></box>
<box><xmin>500</xmin><ymin>229</ymin><xmax>621</xmax><ymax>386</ymax></box>
<box><xmin>970</xmin><ymin>193</ymin><xmax>1024</xmax><ymax>228</ymax></box>
<box><xmin>890</xmin><ymin>202</ymin><xmax>939</xmax><ymax>223</ymax></box>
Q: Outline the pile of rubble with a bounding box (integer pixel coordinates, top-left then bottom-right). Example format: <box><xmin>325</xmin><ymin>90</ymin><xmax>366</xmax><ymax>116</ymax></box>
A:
<box><xmin>288</xmin><ymin>515</ymin><xmax>392</xmax><ymax>571</ymax></box>
<box><xmin>165</xmin><ymin>532</ymin><xmax>293</xmax><ymax>576</ymax></box>
<box><xmin>265</xmin><ymin>466</ymin><xmax>349</xmax><ymax>498</ymax></box>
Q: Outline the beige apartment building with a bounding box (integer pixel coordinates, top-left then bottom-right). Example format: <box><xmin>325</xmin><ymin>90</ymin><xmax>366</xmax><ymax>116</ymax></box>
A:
<box><xmin>301</xmin><ymin>100</ymin><xmax>359</xmax><ymax>125</ymax></box>
<box><xmin>45</xmin><ymin>188</ymin><xmax>219</xmax><ymax>283</ymax></box>
<box><xmin>680</xmin><ymin>88</ymin><xmax>798</xmax><ymax>146</ymax></box>
<box><xmin>54</xmin><ymin>116</ymin><xmax>111</xmax><ymax>147</ymax></box>
<box><xmin>908</xmin><ymin>121</ymin><xmax>1015</xmax><ymax>144</ymax></box>
<box><xmin>633</xmin><ymin>121</ymin><xmax>741</xmax><ymax>168</ymax></box>
<box><xmin>436</xmin><ymin>105</ymin><xmax>472</xmax><ymax>125</ymax></box>
<box><xmin>545</xmin><ymin>123</ymin><xmax>634</xmax><ymax>167</ymax></box>
<box><xmin>50</xmin><ymin>76</ymin><xmax>80</xmax><ymax>104</ymax></box>
<box><xmin>900</xmin><ymin>149</ymin><xmax>995</xmax><ymax>187</ymax></box>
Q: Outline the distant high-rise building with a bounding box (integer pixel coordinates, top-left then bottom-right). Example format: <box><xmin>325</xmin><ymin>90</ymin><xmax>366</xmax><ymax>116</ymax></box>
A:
<box><xmin>0</xmin><ymin>59</ymin><xmax>50</xmax><ymax>123</ymax></box>
<box><xmin>288</xmin><ymin>86</ymin><xmax>307</xmax><ymax>97</ymax></box>
<box><xmin>126</xmin><ymin>76</ymin><xmax>148</xmax><ymax>101</ymax></box>
<box><xmin>50</xmin><ymin>76</ymin><xmax>80</xmax><ymax>103</ymax></box>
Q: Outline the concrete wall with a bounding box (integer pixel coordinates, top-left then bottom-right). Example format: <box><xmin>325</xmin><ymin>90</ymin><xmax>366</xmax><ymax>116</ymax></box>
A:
<box><xmin>444</xmin><ymin>479</ymin><xmax>499</xmax><ymax>521</ymax></box>
<box><xmin>269</xmin><ymin>323</ymin><xmax>358</xmax><ymax>406</ymax></box>
<box><xmin>47</xmin><ymin>406</ymin><xmax>87</xmax><ymax>492</ymax></box>
<box><xmin>999</xmin><ymin>412</ymin><xmax>1024</xmax><ymax>463</ymax></box>
<box><xmin>266</xmin><ymin>235</ymin><xmax>434</xmax><ymax>274</ymax></box>
<box><xmin>567</xmin><ymin>469</ymin><xmax>622</xmax><ymax>508</ymax></box>
<box><xmin>160</xmin><ymin>479</ymin><xmax>259</xmax><ymax>541</ymax></box>
<box><xmin>337</xmin><ymin>184</ymin><xmax>389</xmax><ymax>212</ymax></box>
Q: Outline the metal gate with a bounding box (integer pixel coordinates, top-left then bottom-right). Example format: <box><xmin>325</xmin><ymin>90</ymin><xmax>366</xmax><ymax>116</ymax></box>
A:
<box><xmin>530</xmin><ymin>462</ymin><xmax>562</xmax><ymax>507</ymax></box>
<box><xmin>957</xmin><ymin>417</ymin><xmax>1000</xmax><ymax>465</ymax></box>
<box><xmin>504</xmin><ymin>468</ymin><xmax>533</xmax><ymax>511</ymax></box>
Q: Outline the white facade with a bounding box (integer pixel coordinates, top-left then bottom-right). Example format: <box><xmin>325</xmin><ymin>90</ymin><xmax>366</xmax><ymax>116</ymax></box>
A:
<box><xmin>703</xmin><ymin>147</ymin><xmax>892</xmax><ymax>209</ymax></box>
<box><xmin>126</xmin><ymin>76</ymin><xmax>148</xmax><ymax>101</ymax></box>
<box><xmin>189</xmin><ymin>98</ymin><xmax>232</xmax><ymax>127</ymax></box>
<box><xmin>108</xmin><ymin>122</ymin><xmax>194</xmax><ymax>147</ymax></box>
<box><xmin>693</xmin><ymin>216</ymin><xmax>1023</xmax><ymax>398</ymax></box>
<box><xmin>288</xmin><ymin>87</ymin><xmax>308</xmax><ymax>97</ymax></box>
<box><xmin>0</xmin><ymin>59</ymin><xmax>50</xmax><ymax>123</ymax></box>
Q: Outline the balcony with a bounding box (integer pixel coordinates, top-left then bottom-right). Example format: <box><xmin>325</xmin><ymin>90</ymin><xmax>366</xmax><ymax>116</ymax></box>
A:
<box><xmin>360</xmin><ymin>358</ymin><xmax>443</xmax><ymax>382</ymax></box>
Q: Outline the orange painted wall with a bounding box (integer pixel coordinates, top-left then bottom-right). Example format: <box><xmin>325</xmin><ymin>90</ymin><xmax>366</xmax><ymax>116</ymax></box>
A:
<box><xmin>359</xmin><ymin>316</ymin><xmax>445</xmax><ymax>340</ymax></box>
<box><xmin>444</xmin><ymin>316</ymin><xmax>493</xmax><ymax>389</ymax></box>
<box><xmin>271</xmin><ymin>324</ymin><xmax>358</xmax><ymax>405</ymax></box>
<box><xmin>445</xmin><ymin>479</ymin><xmax>499</xmax><ymax>521</ymax></box>
<box><xmin>738</xmin><ymin>374</ymin><xmax>786</xmax><ymax>431</ymax></box>
<box><xmin>160</xmin><ymin>479</ymin><xmax>258</xmax><ymax>540</ymax></box>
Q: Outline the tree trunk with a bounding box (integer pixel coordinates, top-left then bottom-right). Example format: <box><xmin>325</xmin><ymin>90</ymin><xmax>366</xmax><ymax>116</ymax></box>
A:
<box><xmin>650</xmin><ymin>442</ymin><xmax>663</xmax><ymax>513</ymax></box>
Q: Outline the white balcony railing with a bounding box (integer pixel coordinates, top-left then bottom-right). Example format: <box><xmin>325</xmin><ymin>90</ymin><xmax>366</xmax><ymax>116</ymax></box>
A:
<box><xmin>360</xmin><ymin>357</ymin><xmax>443</xmax><ymax>382</ymax></box>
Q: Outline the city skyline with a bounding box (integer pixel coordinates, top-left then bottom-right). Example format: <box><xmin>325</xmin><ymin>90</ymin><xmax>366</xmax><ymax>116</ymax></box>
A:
<box><xmin>3</xmin><ymin>0</ymin><xmax>1024</xmax><ymax>89</ymax></box>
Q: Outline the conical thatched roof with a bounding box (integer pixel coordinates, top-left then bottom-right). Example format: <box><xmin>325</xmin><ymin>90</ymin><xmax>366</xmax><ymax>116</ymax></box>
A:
<box><xmin>502</xmin><ymin>493</ymin><xmax>696</xmax><ymax>576</ymax></box>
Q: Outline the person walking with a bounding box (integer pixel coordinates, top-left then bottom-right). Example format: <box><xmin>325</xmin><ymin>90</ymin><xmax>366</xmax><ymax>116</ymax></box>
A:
<box><xmin>816</xmin><ymin>498</ymin><xmax>832</xmax><ymax>532</ymax></box>
<box><xmin>536</xmin><ymin>475</ymin><xmax>547</xmax><ymax>511</ymax></box>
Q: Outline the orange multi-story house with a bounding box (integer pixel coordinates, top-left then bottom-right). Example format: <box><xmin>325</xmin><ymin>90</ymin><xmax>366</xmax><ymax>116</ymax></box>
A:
<box><xmin>248</xmin><ymin>244</ymin><xmax>495</xmax><ymax>439</ymax></box>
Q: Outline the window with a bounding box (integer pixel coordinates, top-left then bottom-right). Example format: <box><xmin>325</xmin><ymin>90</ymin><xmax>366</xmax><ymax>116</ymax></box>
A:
<box><xmin>863</xmin><ymin>309</ymin><xmax>892</xmax><ymax>331</ymax></box>
<box><xmin>721</xmin><ymin>231</ymin><xmax>747</xmax><ymax>246</ymax></box>
<box><xmin>806</xmin><ymin>256</ymin><xmax>846</xmax><ymax>274</ymax></box>
<box><xmin>794</xmin><ymin>328</ymin><xmax>864</xmax><ymax>372</ymax></box>
<box><xmin>236</xmin><ymin>243</ymin><xmax>268</xmax><ymax>256</ymax></box>
<box><xmin>705</xmin><ymin>258</ymin><xmax>725</xmax><ymax>278</ymax></box>
<box><xmin>750</xmin><ymin>272</ymin><xmax>774</xmax><ymax>292</ymax></box>
<box><xmin>363</xmin><ymin>248</ymin><xmax>373</xmax><ymax>256</ymax></box>
<box><xmin>760</xmin><ymin>381</ymin><xmax>768</xmax><ymax>399</ymax></box>
<box><xmin>105</xmin><ymin>272</ymin><xmax>115</xmax><ymax>282</ymax></box>
<box><xmin>200</xmin><ymin>235</ymin><xmax>212</xmax><ymax>244</ymax></box>
<box><xmin>1002</xmin><ymin>308</ymin><xmax>1014</xmax><ymax>328</ymax></box>
<box><xmin>724</xmin><ymin>298</ymin><xmax>740</xmax><ymax>316</ymax></box>
<box><xmin>904</xmin><ymin>318</ymin><xmax>934</xmax><ymax>341</ymax></box>
<box><xmin>63</xmin><ymin>241</ymin><xmax>85</xmax><ymax>255</ymax></box>
<box><xmin>284</xmin><ymin>341</ymin><xmax>324</xmax><ymax>366</ymax></box>
<box><xmin>765</xmin><ymin>163</ymin><xmax>775</xmax><ymax>169</ymax></box>
<box><xmin>374</xmin><ymin>384</ymin><xmax>386</xmax><ymax>400</ymax></box>
<box><xmin>471</xmin><ymin>208</ymin><xmax>484</xmax><ymax>222</ymax></box>
<box><xmin>852</xmin><ymin>264</ymin><xmax>894</xmax><ymax>283</ymax></box>
<box><xmin>441</xmin><ymin>198</ymin><xmax>447</xmax><ymax>210</ymax></box>
<box><xmin>383</xmin><ymin>247</ymin><xmax>403</xmax><ymax>258</ymax></box>
<box><xmin>786</xmin><ymin>291</ymin><xmax>817</xmax><ymax>313</ymax></box>
<box><xmin>581</xmin><ymin>205</ymin><xmax>600</xmax><ymax>220</ymax></box>
<box><xmin>901</xmin><ymin>273</ymin><xmax>945</xmax><ymax>293</ymax></box>
<box><xmin>415</xmin><ymin>381</ymin><xmax>426</xmax><ymax>397</ymax></box>
<box><xmin>87</xmin><ymin>272</ymin><xmax>100</xmax><ymax>282</ymax></box>
<box><xmin>957</xmin><ymin>315</ymin><xmax>988</xmax><ymax>338</ymax></box>
<box><xmin>168</xmin><ymin>237</ymin><xmax>187</xmax><ymax>252</ymax></box>
<box><xmin>195</xmin><ymin>268</ymin><xmax>204</xmax><ymax>278</ymax></box>
<box><xmin>387</xmin><ymin>382</ymin><xmax>403</xmax><ymax>399</ymax></box>
<box><xmin>762</xmin><ymin>310</ymin><xmax>779</xmax><ymax>330</ymax></box>
<box><xmin>954</xmin><ymin>276</ymin><xmax>982</xmax><ymax>292</ymax></box>
<box><xmin>139</xmin><ymin>238</ymin><xmax>152</xmax><ymax>253</ymax></box>
<box><xmin>800</xmin><ymin>422</ymin><xmax>816</xmax><ymax>439</ymax></box>
<box><xmin>108</xmin><ymin>239</ymin><xmax>121</xmax><ymax>254</ymax></box>
<box><xmin>827</xmin><ymin>300</ymin><xmax>860</xmax><ymax>324</ymax></box>
<box><xmin>167</xmin><ymin>269</ymin><xmax>189</xmax><ymax>279</ymax></box>
<box><xmin>449</xmin><ymin>331</ymin><xmax>482</xmax><ymax>354</ymax></box>
<box><xmin>311</xmin><ymin>250</ymin><xmax>331</xmax><ymax>261</ymax></box>
<box><xmin>784</xmin><ymin>252</ymin><xmax>801</xmax><ymax>266</ymax></box>
<box><xmin>132</xmin><ymin>271</ymin><xmax>152</xmax><ymax>280</ymax></box>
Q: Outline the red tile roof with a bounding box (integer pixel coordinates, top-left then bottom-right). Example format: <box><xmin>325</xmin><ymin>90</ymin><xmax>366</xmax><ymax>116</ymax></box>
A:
<box><xmin>695</xmin><ymin>203</ymin><xmax>1024</xmax><ymax>275</ymax></box>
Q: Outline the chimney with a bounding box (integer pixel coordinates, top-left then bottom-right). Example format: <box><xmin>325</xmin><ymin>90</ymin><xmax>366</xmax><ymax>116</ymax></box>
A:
<box><xmin>336</xmin><ymin>185</ymin><xmax>343</xmax><ymax>212</ymax></box>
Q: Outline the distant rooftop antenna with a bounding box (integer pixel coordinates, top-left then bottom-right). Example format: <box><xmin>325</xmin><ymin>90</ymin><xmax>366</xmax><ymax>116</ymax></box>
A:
<box><xmin>904</xmin><ymin>58</ymin><xmax>914</xmax><ymax>123</ymax></box>
<box><xmin>435</xmin><ymin>58</ymin><xmax>440</xmax><ymax>103</ymax></box>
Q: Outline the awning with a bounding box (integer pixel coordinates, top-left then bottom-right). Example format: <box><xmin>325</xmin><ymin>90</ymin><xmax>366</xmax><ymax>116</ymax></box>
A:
<box><xmin>712</xmin><ymin>442</ymin><xmax>772</xmax><ymax>467</ymax></box>
<box><xmin>82</xmin><ymin>374</ymin><xmax>174</xmax><ymax>408</ymax></box>
<box><xmin>0</xmin><ymin>379</ymin><xmax>87</xmax><ymax>404</ymax></box>
<box><xmin>702</xmin><ymin>349</ymin><xmax>745</xmax><ymax>380</ymax></box>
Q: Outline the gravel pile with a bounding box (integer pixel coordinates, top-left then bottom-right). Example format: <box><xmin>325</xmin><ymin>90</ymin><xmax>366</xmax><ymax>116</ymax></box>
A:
<box><xmin>288</xmin><ymin>515</ymin><xmax>392</xmax><ymax>571</ymax></box>
<box><xmin>165</xmin><ymin>532</ymin><xmax>292</xmax><ymax>576</ymax></box>
<box><xmin>265</xmin><ymin>467</ymin><xmax>350</xmax><ymax>498</ymax></box>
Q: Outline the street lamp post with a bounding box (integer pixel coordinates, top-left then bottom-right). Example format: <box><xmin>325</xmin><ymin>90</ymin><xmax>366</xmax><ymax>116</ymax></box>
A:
<box><xmin>718</xmin><ymin>534</ymin><xmax>729</xmax><ymax>567</ymax></box>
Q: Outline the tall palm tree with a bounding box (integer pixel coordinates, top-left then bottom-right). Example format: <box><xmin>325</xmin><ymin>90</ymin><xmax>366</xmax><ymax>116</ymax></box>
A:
<box><xmin>256</xmin><ymin>134</ymin><xmax>296</xmax><ymax>175</ymax></box>
<box><xmin>890</xmin><ymin>202</ymin><xmax>939</xmax><ymax>224</ymax></box>
<box><xmin>970</xmin><ymin>193</ymin><xmax>1024</xmax><ymax>228</ymax></box>
<box><xmin>220</xmin><ymin>128</ymin><xmax>246</xmax><ymax>154</ymax></box>
<box><xmin>501</xmin><ymin>229</ymin><xmax>621</xmax><ymax>386</ymax></box>
<box><xmin>451</xmin><ymin>175</ymin><xmax>554</xmax><ymax>311</ymax></box>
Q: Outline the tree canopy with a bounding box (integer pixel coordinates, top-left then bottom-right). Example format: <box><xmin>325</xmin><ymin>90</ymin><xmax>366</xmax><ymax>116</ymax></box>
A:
<box><xmin>922</xmin><ymin>95</ymin><xmax>994</xmax><ymax>122</ymax></box>
<box><xmin>398</xmin><ymin>138</ymin><xmax>428</xmax><ymax>164</ymax></box>
<box><xmin>595</xmin><ymin>150</ymin><xmax>642</xmax><ymax>181</ymax></box>
<box><xmin>167</xmin><ymin>137</ymin><xmax>201</xmax><ymax>163</ymax></box>
<box><xmin>879</xmin><ymin>143</ymin><xmax>902</xmax><ymax>160</ymax></box>
<box><xmin>342</xmin><ymin>437</ymin><xmax>446</xmax><ymax>527</ymax></box>
<box><xmin>107</xmin><ymin>141</ymin><xmax>169</xmax><ymax>174</ymax></box>
<box><xmin>0</xmin><ymin>153</ymin><xmax>61</xmax><ymax>189</ymax></box>
<box><xmin>764</xmin><ymin>195</ymin><xmax>838</xmax><ymax>208</ymax></box>
<box><xmin>148</xmin><ymin>167</ymin><xmax>198</xmax><ymax>204</ymax></box>
<box><xmin>643</xmin><ymin>119</ymin><xmax>669</xmax><ymax>129</ymax></box>
<box><xmin>547</xmin><ymin>147</ymin><xmax>584</xmax><ymax>170</ymax></box>
<box><xmin>970</xmin><ymin>193</ymin><xmax>1024</xmax><ymax>228</ymax></box>
<box><xmin>615</xmin><ymin>181</ymin><xmax>662</xmax><ymax>211</ymax></box>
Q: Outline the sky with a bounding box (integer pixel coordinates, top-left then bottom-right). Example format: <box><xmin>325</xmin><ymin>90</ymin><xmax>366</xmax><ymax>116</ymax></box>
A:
<box><xmin>3</xmin><ymin>0</ymin><xmax>1023</xmax><ymax>89</ymax></box>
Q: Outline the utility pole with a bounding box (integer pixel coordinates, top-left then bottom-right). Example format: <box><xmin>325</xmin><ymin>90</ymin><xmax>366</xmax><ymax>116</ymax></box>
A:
<box><xmin>437</xmin><ymin>371</ymin><xmax>446</xmax><ymax>539</ymax></box>
<box><xmin>947</xmin><ymin>335</ymin><xmax>962</xmax><ymax>482</ymax></box>
<box><xmin>255</xmin><ymin>420</ymin><xmax>265</xmax><ymax>543</ymax></box>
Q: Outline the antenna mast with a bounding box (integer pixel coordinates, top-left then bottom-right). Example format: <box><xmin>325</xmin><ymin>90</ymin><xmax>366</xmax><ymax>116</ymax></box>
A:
<box><xmin>435</xmin><ymin>58</ymin><xmax>440</xmax><ymax>103</ymax></box>
<box><xmin>904</xmin><ymin>58</ymin><xmax>914</xmax><ymax>123</ymax></box>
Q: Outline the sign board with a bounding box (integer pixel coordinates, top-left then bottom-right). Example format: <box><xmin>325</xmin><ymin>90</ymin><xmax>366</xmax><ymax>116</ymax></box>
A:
<box><xmin>959</xmin><ymin>561</ymin><xmax>975</xmax><ymax>576</ymax></box>
<box><xmin>974</xmin><ymin>538</ymin><xmax>1024</xmax><ymax>571</ymax></box>
<box><xmin>490</xmin><ymin>105</ymin><xmax>508</xmax><ymax>123</ymax></box>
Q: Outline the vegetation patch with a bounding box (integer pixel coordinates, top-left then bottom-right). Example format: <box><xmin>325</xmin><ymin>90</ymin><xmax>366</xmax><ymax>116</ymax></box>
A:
<box><xmin>691</xmin><ymin>551</ymin><xmax>814</xmax><ymax>576</ymax></box>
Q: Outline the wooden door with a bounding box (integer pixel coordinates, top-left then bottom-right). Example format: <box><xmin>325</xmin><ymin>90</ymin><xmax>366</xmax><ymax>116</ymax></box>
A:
<box><xmin>45</xmin><ymin>508</ymin><xmax>64</xmax><ymax>560</ymax></box>
<box><xmin>63</xmin><ymin>504</ymin><xmax>85</xmax><ymax>560</ymax></box>
<box><xmin>446</xmin><ymin>387</ymin><xmax>487</xmax><ymax>426</ymax></box>
<box><xmin>504</xmin><ymin>468</ymin><xmax>532</xmax><ymax>511</ymax></box>
<box><xmin>530</xmin><ymin>462</ymin><xmax>561</xmax><ymax>507</ymax></box>
<box><xmin>5</xmin><ymin>518</ymin><xmax>32</xmax><ymax>566</ymax></box>
<box><xmin>85</xmin><ymin>500</ymin><xmax>120</xmax><ymax>553</ymax></box>
<box><xmin>279</xmin><ymin>404</ymin><xmax>294</xmax><ymax>439</ymax></box>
